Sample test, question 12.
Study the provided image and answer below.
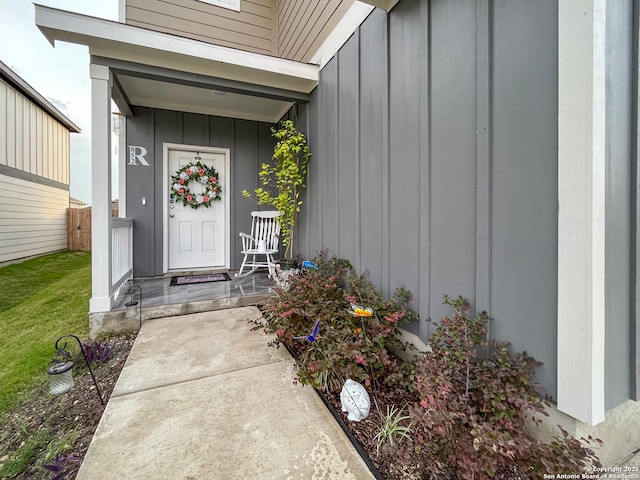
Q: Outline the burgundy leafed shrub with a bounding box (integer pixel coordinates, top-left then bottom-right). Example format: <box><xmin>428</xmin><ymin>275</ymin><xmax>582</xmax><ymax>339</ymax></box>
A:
<box><xmin>255</xmin><ymin>252</ymin><xmax>417</xmax><ymax>392</ymax></box>
<box><xmin>409</xmin><ymin>295</ymin><xmax>603</xmax><ymax>479</ymax></box>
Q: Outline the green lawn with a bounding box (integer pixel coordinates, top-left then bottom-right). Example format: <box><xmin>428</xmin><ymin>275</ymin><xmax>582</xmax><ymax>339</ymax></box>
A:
<box><xmin>0</xmin><ymin>251</ymin><xmax>91</xmax><ymax>419</ymax></box>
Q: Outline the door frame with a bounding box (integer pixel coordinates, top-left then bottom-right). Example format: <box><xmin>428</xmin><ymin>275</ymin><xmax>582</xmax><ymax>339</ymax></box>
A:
<box><xmin>162</xmin><ymin>143</ymin><xmax>231</xmax><ymax>273</ymax></box>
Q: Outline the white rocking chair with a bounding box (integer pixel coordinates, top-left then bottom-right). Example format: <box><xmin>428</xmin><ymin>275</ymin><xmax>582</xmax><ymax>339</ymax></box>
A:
<box><xmin>236</xmin><ymin>211</ymin><xmax>281</xmax><ymax>278</ymax></box>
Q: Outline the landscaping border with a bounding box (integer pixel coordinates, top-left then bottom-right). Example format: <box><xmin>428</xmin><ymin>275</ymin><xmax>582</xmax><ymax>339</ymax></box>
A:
<box><xmin>282</xmin><ymin>342</ymin><xmax>385</xmax><ymax>480</ymax></box>
<box><xmin>313</xmin><ymin>387</ymin><xmax>386</xmax><ymax>480</ymax></box>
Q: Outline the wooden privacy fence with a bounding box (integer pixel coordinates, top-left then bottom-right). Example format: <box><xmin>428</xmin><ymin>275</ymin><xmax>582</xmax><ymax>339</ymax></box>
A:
<box><xmin>67</xmin><ymin>207</ymin><xmax>92</xmax><ymax>251</ymax></box>
<box><xmin>67</xmin><ymin>207</ymin><xmax>122</xmax><ymax>251</ymax></box>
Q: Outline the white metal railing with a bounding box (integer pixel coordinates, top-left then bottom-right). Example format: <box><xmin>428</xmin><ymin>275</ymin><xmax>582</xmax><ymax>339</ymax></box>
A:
<box><xmin>111</xmin><ymin>218</ymin><xmax>133</xmax><ymax>290</ymax></box>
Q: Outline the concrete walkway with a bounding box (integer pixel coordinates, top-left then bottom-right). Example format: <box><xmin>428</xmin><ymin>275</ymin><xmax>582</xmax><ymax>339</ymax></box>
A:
<box><xmin>76</xmin><ymin>306</ymin><xmax>375</xmax><ymax>480</ymax></box>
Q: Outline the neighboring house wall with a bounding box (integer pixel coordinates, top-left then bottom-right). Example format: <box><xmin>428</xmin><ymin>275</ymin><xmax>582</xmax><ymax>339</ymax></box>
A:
<box><xmin>0</xmin><ymin>75</ymin><xmax>73</xmax><ymax>263</ymax></box>
<box><xmin>277</xmin><ymin>0</ymin><xmax>356</xmax><ymax>62</ymax></box>
<box><xmin>126</xmin><ymin>106</ymin><xmax>275</xmax><ymax>276</ymax></box>
<box><xmin>125</xmin><ymin>0</ymin><xmax>278</xmax><ymax>56</ymax></box>
<box><xmin>299</xmin><ymin>0</ymin><xmax>637</xmax><ymax>412</ymax></box>
<box><xmin>69</xmin><ymin>197</ymin><xmax>88</xmax><ymax>209</ymax></box>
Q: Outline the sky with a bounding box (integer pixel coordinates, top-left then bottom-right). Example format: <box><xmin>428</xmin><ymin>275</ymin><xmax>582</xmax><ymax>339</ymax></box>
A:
<box><xmin>0</xmin><ymin>0</ymin><xmax>119</xmax><ymax>204</ymax></box>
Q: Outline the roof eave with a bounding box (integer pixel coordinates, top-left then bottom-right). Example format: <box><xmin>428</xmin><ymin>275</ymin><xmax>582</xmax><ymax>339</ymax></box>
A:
<box><xmin>34</xmin><ymin>4</ymin><xmax>319</xmax><ymax>95</ymax></box>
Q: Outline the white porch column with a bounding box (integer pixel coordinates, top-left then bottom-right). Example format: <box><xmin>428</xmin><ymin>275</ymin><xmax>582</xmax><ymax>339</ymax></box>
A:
<box><xmin>557</xmin><ymin>0</ymin><xmax>606</xmax><ymax>425</ymax></box>
<box><xmin>89</xmin><ymin>64</ymin><xmax>113</xmax><ymax>313</ymax></box>
<box><xmin>115</xmin><ymin>114</ymin><xmax>127</xmax><ymax>217</ymax></box>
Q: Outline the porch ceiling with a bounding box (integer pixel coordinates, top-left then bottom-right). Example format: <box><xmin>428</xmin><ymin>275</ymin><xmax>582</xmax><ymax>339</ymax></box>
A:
<box><xmin>116</xmin><ymin>75</ymin><xmax>292</xmax><ymax>123</ymax></box>
<box><xmin>96</xmin><ymin>53</ymin><xmax>314</xmax><ymax>121</ymax></box>
<box><xmin>35</xmin><ymin>4</ymin><xmax>318</xmax><ymax>123</ymax></box>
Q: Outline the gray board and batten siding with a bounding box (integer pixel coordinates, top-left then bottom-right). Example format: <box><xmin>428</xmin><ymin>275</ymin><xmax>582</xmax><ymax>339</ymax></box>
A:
<box><xmin>606</xmin><ymin>0</ymin><xmax>634</xmax><ymax>408</ymax></box>
<box><xmin>299</xmin><ymin>0</ymin><xmax>559</xmax><ymax>399</ymax></box>
<box><xmin>297</xmin><ymin>0</ymin><xmax>637</xmax><ymax>410</ymax></box>
<box><xmin>126</xmin><ymin>107</ymin><xmax>276</xmax><ymax>277</ymax></box>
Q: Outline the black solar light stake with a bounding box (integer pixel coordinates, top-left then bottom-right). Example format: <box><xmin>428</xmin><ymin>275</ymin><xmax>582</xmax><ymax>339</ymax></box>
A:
<box><xmin>125</xmin><ymin>285</ymin><xmax>143</xmax><ymax>329</ymax></box>
<box><xmin>48</xmin><ymin>334</ymin><xmax>105</xmax><ymax>405</ymax></box>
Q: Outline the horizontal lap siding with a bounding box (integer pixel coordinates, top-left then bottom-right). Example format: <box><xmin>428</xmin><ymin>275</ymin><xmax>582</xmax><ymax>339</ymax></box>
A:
<box><xmin>126</xmin><ymin>0</ymin><xmax>276</xmax><ymax>56</ymax></box>
<box><xmin>277</xmin><ymin>0</ymin><xmax>355</xmax><ymax>62</ymax></box>
<box><xmin>125</xmin><ymin>0</ymin><xmax>356</xmax><ymax>62</ymax></box>
<box><xmin>0</xmin><ymin>174</ymin><xmax>68</xmax><ymax>262</ymax></box>
<box><xmin>0</xmin><ymin>78</ymin><xmax>71</xmax><ymax>263</ymax></box>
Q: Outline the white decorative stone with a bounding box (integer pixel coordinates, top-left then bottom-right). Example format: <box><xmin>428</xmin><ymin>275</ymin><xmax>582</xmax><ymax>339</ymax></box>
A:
<box><xmin>340</xmin><ymin>379</ymin><xmax>370</xmax><ymax>422</ymax></box>
<box><xmin>273</xmin><ymin>266</ymin><xmax>299</xmax><ymax>290</ymax></box>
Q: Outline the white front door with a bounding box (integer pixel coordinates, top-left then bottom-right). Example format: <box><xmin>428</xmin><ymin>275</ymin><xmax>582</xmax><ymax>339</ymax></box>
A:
<box><xmin>167</xmin><ymin>148</ymin><xmax>228</xmax><ymax>270</ymax></box>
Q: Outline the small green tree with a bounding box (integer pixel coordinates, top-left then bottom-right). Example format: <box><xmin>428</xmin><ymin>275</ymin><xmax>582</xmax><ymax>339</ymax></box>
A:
<box><xmin>242</xmin><ymin>120</ymin><xmax>310</xmax><ymax>259</ymax></box>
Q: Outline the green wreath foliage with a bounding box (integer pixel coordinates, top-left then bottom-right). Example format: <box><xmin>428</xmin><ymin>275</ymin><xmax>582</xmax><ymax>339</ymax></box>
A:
<box><xmin>170</xmin><ymin>160</ymin><xmax>222</xmax><ymax>209</ymax></box>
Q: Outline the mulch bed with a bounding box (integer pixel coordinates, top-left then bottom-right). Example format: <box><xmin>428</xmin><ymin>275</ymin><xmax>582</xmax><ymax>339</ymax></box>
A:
<box><xmin>322</xmin><ymin>386</ymin><xmax>426</xmax><ymax>480</ymax></box>
<box><xmin>283</xmin><ymin>341</ymin><xmax>426</xmax><ymax>480</ymax></box>
<box><xmin>0</xmin><ymin>333</ymin><xmax>136</xmax><ymax>479</ymax></box>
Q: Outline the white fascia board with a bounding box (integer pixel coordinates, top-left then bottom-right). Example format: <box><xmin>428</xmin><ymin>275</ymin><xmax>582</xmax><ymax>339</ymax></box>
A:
<box><xmin>358</xmin><ymin>0</ymin><xmax>400</xmax><ymax>11</ymax></box>
<box><xmin>118</xmin><ymin>0</ymin><xmax>126</xmax><ymax>23</ymax></box>
<box><xmin>274</xmin><ymin>102</ymin><xmax>294</xmax><ymax>124</ymax></box>
<box><xmin>197</xmin><ymin>0</ymin><xmax>240</xmax><ymax>12</ymax></box>
<box><xmin>309</xmin><ymin>1</ymin><xmax>375</xmax><ymax>68</ymax></box>
<box><xmin>557</xmin><ymin>0</ymin><xmax>606</xmax><ymax>426</ymax></box>
<box><xmin>35</xmin><ymin>4</ymin><xmax>318</xmax><ymax>92</ymax></box>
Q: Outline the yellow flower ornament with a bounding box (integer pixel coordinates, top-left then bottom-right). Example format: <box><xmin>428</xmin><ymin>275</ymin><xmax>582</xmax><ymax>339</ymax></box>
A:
<box><xmin>349</xmin><ymin>304</ymin><xmax>373</xmax><ymax>317</ymax></box>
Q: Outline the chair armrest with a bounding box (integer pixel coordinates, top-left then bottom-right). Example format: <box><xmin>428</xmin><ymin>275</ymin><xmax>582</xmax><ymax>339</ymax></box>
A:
<box><xmin>239</xmin><ymin>232</ymin><xmax>256</xmax><ymax>251</ymax></box>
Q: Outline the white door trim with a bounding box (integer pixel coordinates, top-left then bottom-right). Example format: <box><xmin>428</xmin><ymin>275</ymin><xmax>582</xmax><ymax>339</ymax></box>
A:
<box><xmin>163</xmin><ymin>143</ymin><xmax>231</xmax><ymax>273</ymax></box>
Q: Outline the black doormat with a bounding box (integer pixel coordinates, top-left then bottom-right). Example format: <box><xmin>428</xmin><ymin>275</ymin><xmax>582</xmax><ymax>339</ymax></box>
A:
<box><xmin>169</xmin><ymin>273</ymin><xmax>231</xmax><ymax>286</ymax></box>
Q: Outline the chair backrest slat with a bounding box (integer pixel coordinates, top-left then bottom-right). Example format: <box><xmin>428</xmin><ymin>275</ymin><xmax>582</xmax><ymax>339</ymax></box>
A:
<box><xmin>250</xmin><ymin>210</ymin><xmax>280</xmax><ymax>250</ymax></box>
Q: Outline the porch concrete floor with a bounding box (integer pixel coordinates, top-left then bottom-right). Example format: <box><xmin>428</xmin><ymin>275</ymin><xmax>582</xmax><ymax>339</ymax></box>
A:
<box><xmin>90</xmin><ymin>271</ymin><xmax>277</xmax><ymax>338</ymax></box>
<box><xmin>115</xmin><ymin>271</ymin><xmax>275</xmax><ymax>310</ymax></box>
<box><xmin>76</xmin><ymin>306</ymin><xmax>375</xmax><ymax>480</ymax></box>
